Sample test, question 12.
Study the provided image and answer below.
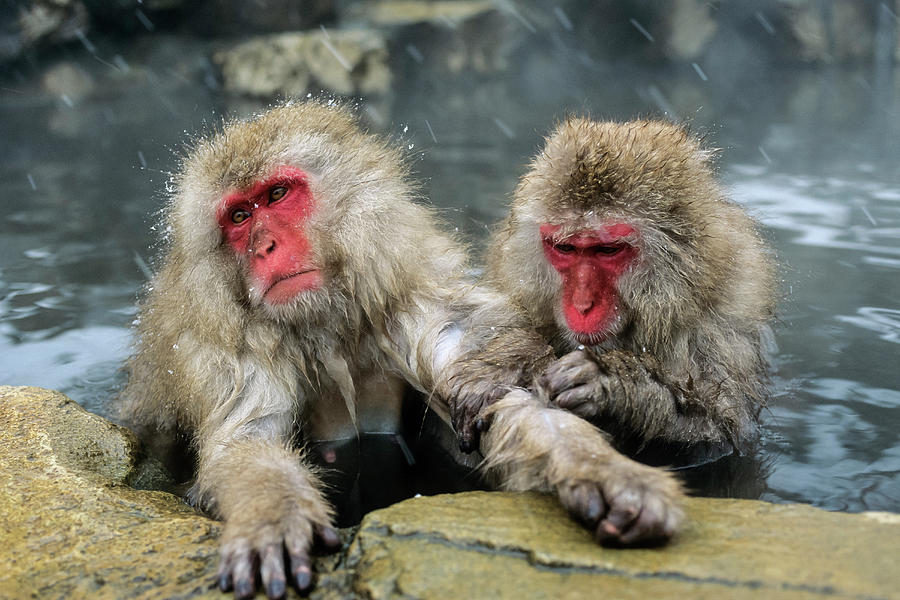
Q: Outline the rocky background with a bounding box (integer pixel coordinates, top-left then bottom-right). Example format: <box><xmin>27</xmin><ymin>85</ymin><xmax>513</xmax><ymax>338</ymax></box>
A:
<box><xmin>4</xmin><ymin>0</ymin><xmax>898</xmax><ymax>126</ymax></box>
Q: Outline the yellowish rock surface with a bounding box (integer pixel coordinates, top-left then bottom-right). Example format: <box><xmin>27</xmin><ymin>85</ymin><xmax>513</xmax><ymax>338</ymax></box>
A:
<box><xmin>1</xmin><ymin>386</ymin><xmax>897</xmax><ymax>600</ymax></box>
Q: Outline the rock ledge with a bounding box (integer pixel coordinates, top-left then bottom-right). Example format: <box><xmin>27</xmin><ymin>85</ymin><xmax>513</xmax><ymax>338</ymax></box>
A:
<box><xmin>1</xmin><ymin>386</ymin><xmax>896</xmax><ymax>600</ymax></box>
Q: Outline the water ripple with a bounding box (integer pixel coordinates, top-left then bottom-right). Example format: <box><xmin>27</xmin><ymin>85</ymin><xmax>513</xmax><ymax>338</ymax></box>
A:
<box><xmin>728</xmin><ymin>170</ymin><xmax>900</xmax><ymax>257</ymax></box>
<box><xmin>836</xmin><ymin>307</ymin><xmax>900</xmax><ymax>345</ymax></box>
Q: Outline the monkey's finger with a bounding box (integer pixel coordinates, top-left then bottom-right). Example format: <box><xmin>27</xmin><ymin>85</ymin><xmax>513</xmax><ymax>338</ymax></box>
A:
<box><xmin>217</xmin><ymin>565</ymin><xmax>233</xmax><ymax>592</ymax></box>
<box><xmin>553</xmin><ymin>388</ymin><xmax>593</xmax><ymax>410</ymax></box>
<box><xmin>536</xmin><ymin>372</ymin><xmax>551</xmax><ymax>391</ymax></box>
<box><xmin>286</xmin><ymin>531</ymin><xmax>314</xmax><ymax>593</ymax></box>
<box><xmin>314</xmin><ymin>523</ymin><xmax>342</xmax><ymax>551</ymax></box>
<box><xmin>455</xmin><ymin>407</ymin><xmax>481</xmax><ymax>453</ymax></box>
<box><xmin>217</xmin><ymin>548</ymin><xmax>236</xmax><ymax>592</ymax></box>
<box><xmin>289</xmin><ymin>552</ymin><xmax>313</xmax><ymax>592</ymax></box>
<box><xmin>596</xmin><ymin>492</ymin><xmax>641</xmax><ymax>543</ymax></box>
<box><xmin>259</xmin><ymin>544</ymin><xmax>287</xmax><ymax>599</ymax></box>
<box><xmin>618</xmin><ymin>508</ymin><xmax>666</xmax><ymax>545</ymax></box>
<box><xmin>558</xmin><ymin>482</ymin><xmax>605</xmax><ymax>527</ymax></box>
<box><xmin>543</xmin><ymin>366</ymin><xmax>597</xmax><ymax>397</ymax></box>
<box><xmin>554</xmin><ymin>349</ymin><xmax>594</xmax><ymax>371</ymax></box>
<box><xmin>475</xmin><ymin>400</ymin><xmax>496</xmax><ymax>431</ymax></box>
<box><xmin>230</xmin><ymin>548</ymin><xmax>257</xmax><ymax>600</ymax></box>
<box><xmin>457</xmin><ymin>425</ymin><xmax>479</xmax><ymax>453</ymax></box>
<box><xmin>618</xmin><ymin>494</ymin><xmax>678</xmax><ymax>545</ymax></box>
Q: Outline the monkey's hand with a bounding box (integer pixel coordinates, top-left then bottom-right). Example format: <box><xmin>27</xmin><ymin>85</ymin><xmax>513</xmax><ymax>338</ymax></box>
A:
<box><xmin>541</xmin><ymin>348</ymin><xmax>738</xmax><ymax>445</ymax></box>
<box><xmin>539</xmin><ymin>349</ymin><xmax>607</xmax><ymax>419</ymax></box>
<box><xmin>481</xmin><ymin>390</ymin><xmax>683</xmax><ymax>546</ymax></box>
<box><xmin>556</xmin><ymin>458</ymin><xmax>684</xmax><ymax>546</ymax></box>
<box><xmin>448</xmin><ymin>379</ymin><xmax>508</xmax><ymax>453</ymax></box>
<box><xmin>217</xmin><ymin>502</ymin><xmax>341</xmax><ymax>599</ymax></box>
<box><xmin>204</xmin><ymin>440</ymin><xmax>342</xmax><ymax>599</ymax></box>
<box><xmin>443</xmin><ymin>329</ymin><xmax>556</xmax><ymax>453</ymax></box>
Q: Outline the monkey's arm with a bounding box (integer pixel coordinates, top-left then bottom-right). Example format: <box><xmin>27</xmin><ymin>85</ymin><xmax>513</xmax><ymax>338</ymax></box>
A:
<box><xmin>540</xmin><ymin>348</ymin><xmax>757</xmax><ymax>448</ymax></box>
<box><xmin>479</xmin><ymin>389</ymin><xmax>683</xmax><ymax>544</ymax></box>
<box><xmin>395</xmin><ymin>286</ymin><xmax>554</xmax><ymax>452</ymax></box>
<box><xmin>442</xmin><ymin>325</ymin><xmax>555</xmax><ymax>451</ymax></box>
<box><xmin>191</xmin><ymin>375</ymin><xmax>339</xmax><ymax>599</ymax></box>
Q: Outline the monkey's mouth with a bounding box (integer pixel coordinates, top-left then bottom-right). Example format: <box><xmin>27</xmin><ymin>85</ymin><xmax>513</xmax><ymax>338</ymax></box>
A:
<box><xmin>570</xmin><ymin>331</ymin><xmax>611</xmax><ymax>347</ymax></box>
<box><xmin>263</xmin><ymin>269</ymin><xmax>323</xmax><ymax>304</ymax></box>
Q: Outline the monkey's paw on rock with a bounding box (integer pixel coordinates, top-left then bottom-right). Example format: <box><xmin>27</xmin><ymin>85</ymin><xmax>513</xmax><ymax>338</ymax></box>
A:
<box><xmin>556</xmin><ymin>465</ymin><xmax>684</xmax><ymax>546</ymax></box>
<box><xmin>3</xmin><ymin>386</ymin><xmax>900</xmax><ymax>600</ymax></box>
<box><xmin>217</xmin><ymin>517</ymin><xmax>341</xmax><ymax>599</ymax></box>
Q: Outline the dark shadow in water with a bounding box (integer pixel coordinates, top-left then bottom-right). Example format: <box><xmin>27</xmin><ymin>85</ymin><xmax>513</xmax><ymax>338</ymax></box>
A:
<box><xmin>129</xmin><ymin>394</ymin><xmax>768</xmax><ymax>527</ymax></box>
<box><xmin>309</xmin><ymin>396</ymin><xmax>487</xmax><ymax>528</ymax></box>
<box><xmin>633</xmin><ymin>440</ymin><xmax>770</xmax><ymax>501</ymax></box>
<box><xmin>128</xmin><ymin>393</ymin><xmax>487</xmax><ymax>527</ymax></box>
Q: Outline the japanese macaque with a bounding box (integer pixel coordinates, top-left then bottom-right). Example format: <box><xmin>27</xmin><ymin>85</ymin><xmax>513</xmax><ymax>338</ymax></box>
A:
<box><xmin>476</xmin><ymin>117</ymin><xmax>776</xmax><ymax>462</ymax></box>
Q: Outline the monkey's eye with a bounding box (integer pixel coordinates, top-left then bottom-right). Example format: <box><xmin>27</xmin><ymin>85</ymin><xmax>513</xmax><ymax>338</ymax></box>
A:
<box><xmin>594</xmin><ymin>245</ymin><xmax>622</xmax><ymax>256</ymax></box>
<box><xmin>554</xmin><ymin>243</ymin><xmax>576</xmax><ymax>253</ymax></box>
<box><xmin>268</xmin><ymin>186</ymin><xmax>288</xmax><ymax>203</ymax></box>
<box><xmin>231</xmin><ymin>209</ymin><xmax>251</xmax><ymax>224</ymax></box>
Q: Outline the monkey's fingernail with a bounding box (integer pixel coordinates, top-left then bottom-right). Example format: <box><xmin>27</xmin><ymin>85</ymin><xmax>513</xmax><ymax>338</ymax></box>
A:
<box><xmin>586</xmin><ymin>495</ymin><xmax>602</xmax><ymax>522</ymax></box>
<box><xmin>596</xmin><ymin>530</ymin><xmax>624</xmax><ymax>547</ymax></box>
<box><xmin>266</xmin><ymin>576</ymin><xmax>286</xmax><ymax>599</ymax></box>
<box><xmin>317</xmin><ymin>525</ymin><xmax>341</xmax><ymax>549</ymax></box>
<box><xmin>234</xmin><ymin>578</ymin><xmax>255</xmax><ymax>600</ymax></box>
<box><xmin>602</xmin><ymin>521</ymin><xmax>621</xmax><ymax>537</ymax></box>
<box><xmin>294</xmin><ymin>562</ymin><xmax>312</xmax><ymax>591</ymax></box>
<box><xmin>218</xmin><ymin>572</ymin><xmax>232</xmax><ymax>592</ymax></box>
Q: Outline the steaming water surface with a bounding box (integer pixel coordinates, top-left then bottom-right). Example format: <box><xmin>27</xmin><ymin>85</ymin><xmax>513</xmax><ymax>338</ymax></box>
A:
<box><xmin>1</xmin><ymin>53</ymin><xmax>898</xmax><ymax>513</ymax></box>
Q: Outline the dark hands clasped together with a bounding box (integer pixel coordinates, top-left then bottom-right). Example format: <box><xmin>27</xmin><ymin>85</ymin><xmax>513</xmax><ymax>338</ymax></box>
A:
<box><xmin>119</xmin><ymin>103</ymin><xmax>775</xmax><ymax>599</ymax></box>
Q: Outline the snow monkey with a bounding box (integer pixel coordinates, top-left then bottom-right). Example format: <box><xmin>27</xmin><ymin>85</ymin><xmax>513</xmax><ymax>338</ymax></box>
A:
<box><xmin>462</xmin><ymin>117</ymin><xmax>776</xmax><ymax>471</ymax></box>
<box><xmin>120</xmin><ymin>103</ymin><xmax>684</xmax><ymax>599</ymax></box>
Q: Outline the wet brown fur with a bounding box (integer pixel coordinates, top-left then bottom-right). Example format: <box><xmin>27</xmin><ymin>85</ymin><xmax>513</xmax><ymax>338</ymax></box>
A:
<box><xmin>485</xmin><ymin>117</ymin><xmax>777</xmax><ymax>449</ymax></box>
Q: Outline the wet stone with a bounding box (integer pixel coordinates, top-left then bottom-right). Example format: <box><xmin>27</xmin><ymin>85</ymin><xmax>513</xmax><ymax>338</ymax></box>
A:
<box><xmin>347</xmin><ymin>0</ymin><xmax>517</xmax><ymax>75</ymax></box>
<box><xmin>350</xmin><ymin>492</ymin><xmax>900</xmax><ymax>599</ymax></box>
<box><xmin>0</xmin><ymin>386</ymin><xmax>222</xmax><ymax>599</ymax></box>
<box><xmin>2</xmin><ymin>385</ymin><xmax>898</xmax><ymax>599</ymax></box>
<box><xmin>213</xmin><ymin>30</ymin><xmax>390</xmax><ymax>99</ymax></box>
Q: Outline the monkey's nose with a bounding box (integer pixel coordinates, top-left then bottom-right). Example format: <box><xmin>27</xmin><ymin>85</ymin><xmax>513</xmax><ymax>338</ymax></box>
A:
<box><xmin>252</xmin><ymin>234</ymin><xmax>277</xmax><ymax>257</ymax></box>
<box><xmin>572</xmin><ymin>287</ymin><xmax>595</xmax><ymax>315</ymax></box>
<box><xmin>574</xmin><ymin>297</ymin><xmax>594</xmax><ymax>315</ymax></box>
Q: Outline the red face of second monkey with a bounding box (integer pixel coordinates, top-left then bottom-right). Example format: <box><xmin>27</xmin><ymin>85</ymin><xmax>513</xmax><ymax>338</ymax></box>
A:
<box><xmin>217</xmin><ymin>166</ymin><xmax>323</xmax><ymax>305</ymax></box>
<box><xmin>540</xmin><ymin>223</ymin><xmax>637</xmax><ymax>343</ymax></box>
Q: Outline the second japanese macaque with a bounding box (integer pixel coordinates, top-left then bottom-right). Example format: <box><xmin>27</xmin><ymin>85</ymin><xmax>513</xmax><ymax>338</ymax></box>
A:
<box><xmin>477</xmin><ymin>117</ymin><xmax>776</xmax><ymax>464</ymax></box>
<box><xmin>121</xmin><ymin>102</ymin><xmax>684</xmax><ymax>600</ymax></box>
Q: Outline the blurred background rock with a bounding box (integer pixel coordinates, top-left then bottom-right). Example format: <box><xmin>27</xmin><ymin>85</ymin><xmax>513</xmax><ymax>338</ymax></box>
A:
<box><xmin>5</xmin><ymin>1</ymin><xmax>897</xmax><ymax>114</ymax></box>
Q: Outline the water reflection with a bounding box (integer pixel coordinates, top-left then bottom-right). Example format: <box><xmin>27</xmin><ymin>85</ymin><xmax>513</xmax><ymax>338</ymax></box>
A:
<box><xmin>764</xmin><ymin>398</ymin><xmax>900</xmax><ymax>512</ymax></box>
<box><xmin>730</xmin><ymin>171</ymin><xmax>900</xmax><ymax>257</ymax></box>
<box><xmin>728</xmin><ymin>162</ymin><xmax>900</xmax><ymax>512</ymax></box>
<box><xmin>838</xmin><ymin>308</ymin><xmax>900</xmax><ymax>344</ymax></box>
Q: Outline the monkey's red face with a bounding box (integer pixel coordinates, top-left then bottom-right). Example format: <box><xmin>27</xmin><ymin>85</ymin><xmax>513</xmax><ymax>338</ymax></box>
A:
<box><xmin>540</xmin><ymin>224</ymin><xmax>637</xmax><ymax>342</ymax></box>
<box><xmin>218</xmin><ymin>166</ymin><xmax>323</xmax><ymax>305</ymax></box>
